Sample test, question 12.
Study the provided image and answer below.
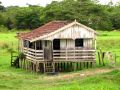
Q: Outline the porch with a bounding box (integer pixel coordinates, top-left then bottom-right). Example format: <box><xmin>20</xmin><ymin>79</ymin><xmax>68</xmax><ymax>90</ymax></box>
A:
<box><xmin>23</xmin><ymin>47</ymin><xmax>96</xmax><ymax>62</ymax></box>
<box><xmin>21</xmin><ymin>38</ymin><xmax>96</xmax><ymax>73</ymax></box>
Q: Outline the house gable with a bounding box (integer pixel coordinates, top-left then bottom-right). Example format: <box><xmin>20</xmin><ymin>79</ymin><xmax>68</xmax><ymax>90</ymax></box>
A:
<box><xmin>30</xmin><ymin>21</ymin><xmax>97</xmax><ymax>42</ymax></box>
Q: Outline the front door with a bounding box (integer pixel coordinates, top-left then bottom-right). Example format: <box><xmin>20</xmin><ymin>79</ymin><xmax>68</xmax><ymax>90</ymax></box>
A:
<box><xmin>44</xmin><ymin>41</ymin><xmax>53</xmax><ymax>61</ymax></box>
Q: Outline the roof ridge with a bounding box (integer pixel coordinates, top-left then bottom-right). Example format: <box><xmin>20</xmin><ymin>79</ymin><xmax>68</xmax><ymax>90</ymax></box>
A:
<box><xmin>52</xmin><ymin>20</ymin><xmax>68</xmax><ymax>22</ymax></box>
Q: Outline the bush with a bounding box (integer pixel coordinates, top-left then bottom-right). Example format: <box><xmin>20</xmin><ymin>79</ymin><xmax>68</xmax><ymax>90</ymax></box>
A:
<box><xmin>1</xmin><ymin>43</ymin><xmax>9</xmax><ymax>49</ymax></box>
<box><xmin>0</xmin><ymin>25</ymin><xmax>8</xmax><ymax>32</ymax></box>
<box><xmin>7</xmin><ymin>47</ymin><xmax>14</xmax><ymax>53</ymax></box>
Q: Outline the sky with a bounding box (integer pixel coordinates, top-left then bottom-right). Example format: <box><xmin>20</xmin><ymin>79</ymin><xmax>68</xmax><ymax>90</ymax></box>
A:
<box><xmin>0</xmin><ymin>0</ymin><xmax>120</xmax><ymax>7</ymax></box>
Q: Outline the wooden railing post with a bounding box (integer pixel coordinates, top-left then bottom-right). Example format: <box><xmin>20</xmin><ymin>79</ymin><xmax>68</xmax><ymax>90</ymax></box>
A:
<box><xmin>95</xmin><ymin>39</ymin><xmax>96</xmax><ymax>50</ymax></box>
<box><xmin>74</xmin><ymin>47</ymin><xmax>75</xmax><ymax>61</ymax></box>
<box><xmin>35</xmin><ymin>41</ymin><xmax>37</xmax><ymax>60</ymax></box>
<box><xmin>66</xmin><ymin>47</ymin><xmax>67</xmax><ymax>61</ymax></box>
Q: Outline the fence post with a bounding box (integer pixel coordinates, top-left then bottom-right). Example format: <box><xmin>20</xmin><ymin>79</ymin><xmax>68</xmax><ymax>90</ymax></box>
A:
<box><xmin>102</xmin><ymin>52</ymin><xmax>105</xmax><ymax>66</ymax></box>
<box><xmin>98</xmin><ymin>52</ymin><xmax>101</xmax><ymax>65</ymax></box>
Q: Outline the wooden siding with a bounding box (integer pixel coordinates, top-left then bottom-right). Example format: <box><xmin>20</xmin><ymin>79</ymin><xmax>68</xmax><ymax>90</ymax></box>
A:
<box><xmin>84</xmin><ymin>39</ymin><xmax>93</xmax><ymax>48</ymax></box>
<box><xmin>60</xmin><ymin>38</ymin><xmax>94</xmax><ymax>49</ymax></box>
<box><xmin>40</xmin><ymin>24</ymin><xmax>95</xmax><ymax>40</ymax></box>
<box><xmin>60</xmin><ymin>39</ymin><xmax>75</xmax><ymax>49</ymax></box>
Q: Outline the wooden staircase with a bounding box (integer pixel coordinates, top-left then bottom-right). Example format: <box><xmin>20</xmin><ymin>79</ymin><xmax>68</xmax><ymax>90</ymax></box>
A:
<box><xmin>44</xmin><ymin>61</ymin><xmax>55</xmax><ymax>74</ymax></box>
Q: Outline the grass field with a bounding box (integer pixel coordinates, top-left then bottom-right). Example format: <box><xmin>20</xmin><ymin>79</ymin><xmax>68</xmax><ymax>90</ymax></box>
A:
<box><xmin>0</xmin><ymin>30</ymin><xmax>120</xmax><ymax>90</ymax></box>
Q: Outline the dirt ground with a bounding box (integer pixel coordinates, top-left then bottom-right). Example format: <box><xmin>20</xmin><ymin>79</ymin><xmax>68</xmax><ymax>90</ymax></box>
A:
<box><xmin>42</xmin><ymin>67</ymin><xmax>120</xmax><ymax>80</ymax></box>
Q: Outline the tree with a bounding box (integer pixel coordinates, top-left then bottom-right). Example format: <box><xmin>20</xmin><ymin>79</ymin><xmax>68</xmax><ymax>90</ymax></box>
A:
<box><xmin>15</xmin><ymin>8</ymin><xmax>41</xmax><ymax>29</ymax></box>
<box><xmin>5</xmin><ymin>17</ymin><xmax>13</xmax><ymax>30</ymax></box>
<box><xmin>0</xmin><ymin>0</ymin><xmax>119</xmax><ymax>31</ymax></box>
<box><xmin>0</xmin><ymin>13</ymin><xmax>5</xmax><ymax>25</ymax></box>
<box><xmin>0</xmin><ymin>1</ymin><xmax>5</xmax><ymax>12</ymax></box>
<box><xmin>111</xmin><ymin>13</ymin><xmax>120</xmax><ymax>29</ymax></box>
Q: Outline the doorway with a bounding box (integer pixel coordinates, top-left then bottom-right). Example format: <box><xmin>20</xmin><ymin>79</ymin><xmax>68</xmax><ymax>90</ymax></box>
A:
<box><xmin>53</xmin><ymin>39</ymin><xmax>60</xmax><ymax>50</ymax></box>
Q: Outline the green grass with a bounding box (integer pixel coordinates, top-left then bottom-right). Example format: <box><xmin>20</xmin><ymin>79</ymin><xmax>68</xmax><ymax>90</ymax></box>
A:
<box><xmin>97</xmin><ymin>31</ymin><xmax>120</xmax><ymax>65</ymax></box>
<box><xmin>0</xmin><ymin>30</ymin><xmax>120</xmax><ymax>90</ymax></box>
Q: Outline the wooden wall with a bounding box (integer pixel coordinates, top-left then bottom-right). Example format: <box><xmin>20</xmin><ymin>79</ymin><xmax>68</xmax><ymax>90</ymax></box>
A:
<box><xmin>60</xmin><ymin>39</ymin><xmax>75</xmax><ymax>49</ymax></box>
<box><xmin>41</xmin><ymin>24</ymin><xmax>96</xmax><ymax>40</ymax></box>
<box><xmin>60</xmin><ymin>39</ymin><xmax>94</xmax><ymax>49</ymax></box>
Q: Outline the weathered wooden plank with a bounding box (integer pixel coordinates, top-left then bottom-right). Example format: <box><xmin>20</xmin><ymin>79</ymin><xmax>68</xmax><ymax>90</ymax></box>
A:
<box><xmin>53</xmin><ymin>49</ymin><xmax>95</xmax><ymax>52</ymax></box>
<box><xmin>53</xmin><ymin>56</ymin><xmax>95</xmax><ymax>59</ymax></box>
<box><xmin>23</xmin><ymin>48</ymin><xmax>43</xmax><ymax>52</ymax></box>
<box><xmin>26</xmin><ymin>56</ymin><xmax>43</xmax><ymax>61</ymax></box>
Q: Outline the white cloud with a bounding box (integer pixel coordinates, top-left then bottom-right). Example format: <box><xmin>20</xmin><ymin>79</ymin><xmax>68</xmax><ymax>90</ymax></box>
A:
<box><xmin>0</xmin><ymin>0</ymin><xmax>58</xmax><ymax>7</ymax></box>
<box><xmin>99</xmin><ymin>0</ymin><xmax>120</xmax><ymax>5</ymax></box>
<box><xmin>0</xmin><ymin>0</ymin><xmax>119</xmax><ymax>7</ymax></box>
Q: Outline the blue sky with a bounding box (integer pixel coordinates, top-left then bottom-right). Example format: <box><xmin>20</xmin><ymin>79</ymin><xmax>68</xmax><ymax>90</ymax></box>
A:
<box><xmin>0</xmin><ymin>0</ymin><xmax>119</xmax><ymax>7</ymax></box>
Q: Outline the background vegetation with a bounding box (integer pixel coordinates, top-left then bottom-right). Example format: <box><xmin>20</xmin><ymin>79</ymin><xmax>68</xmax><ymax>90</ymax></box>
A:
<box><xmin>0</xmin><ymin>0</ymin><xmax>120</xmax><ymax>31</ymax></box>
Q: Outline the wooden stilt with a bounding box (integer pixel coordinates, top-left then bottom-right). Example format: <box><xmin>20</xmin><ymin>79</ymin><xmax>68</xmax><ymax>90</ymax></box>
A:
<box><xmin>29</xmin><ymin>61</ymin><xmax>31</xmax><ymax>71</ymax></box>
<box><xmin>43</xmin><ymin>63</ymin><xmax>45</xmax><ymax>73</ymax></box>
<box><xmin>27</xmin><ymin>61</ymin><xmax>29</xmax><ymax>70</ymax></box>
<box><xmin>57</xmin><ymin>63</ymin><xmax>59</xmax><ymax>72</ymax></box>
<box><xmin>67</xmin><ymin>62</ymin><xmax>69</xmax><ymax>71</ymax></box>
<box><xmin>60</xmin><ymin>63</ymin><xmax>62</xmax><ymax>72</ymax></box>
<box><xmin>54</xmin><ymin>63</ymin><xmax>56</xmax><ymax>72</ymax></box>
<box><xmin>87</xmin><ymin>62</ymin><xmax>89</xmax><ymax>68</ymax></box>
<box><xmin>70</xmin><ymin>62</ymin><xmax>72</xmax><ymax>71</ymax></box>
<box><xmin>36</xmin><ymin>62</ymin><xmax>39</xmax><ymax>73</ymax></box>
<box><xmin>25</xmin><ymin>60</ymin><xmax>28</xmax><ymax>70</ymax></box>
<box><xmin>24</xmin><ymin>59</ymin><xmax>25</xmax><ymax>69</ymax></box>
<box><xmin>53</xmin><ymin>62</ymin><xmax>55</xmax><ymax>73</ymax></box>
<box><xmin>39</xmin><ymin>63</ymin><xmax>41</xmax><ymax>73</ymax></box>
<box><xmin>56</xmin><ymin>63</ymin><xmax>58</xmax><ymax>72</ymax></box>
<box><xmin>93</xmin><ymin>61</ymin><xmax>96</xmax><ymax>67</ymax></box>
<box><xmin>73</xmin><ymin>62</ymin><xmax>77</xmax><ymax>71</ymax></box>
<box><xmin>81</xmin><ymin>62</ymin><xmax>83</xmax><ymax>69</ymax></box>
<box><xmin>84</xmin><ymin>62</ymin><xmax>86</xmax><ymax>68</ymax></box>
<box><xmin>90</xmin><ymin>62</ymin><xmax>92</xmax><ymax>68</ymax></box>
<box><xmin>79</xmin><ymin>62</ymin><xmax>82</xmax><ymax>70</ymax></box>
<box><xmin>63</xmin><ymin>62</ymin><xmax>65</xmax><ymax>72</ymax></box>
<box><xmin>21</xmin><ymin>60</ymin><xmax>23</xmax><ymax>69</ymax></box>
<box><xmin>77</xmin><ymin>62</ymin><xmax>79</xmax><ymax>70</ymax></box>
<box><xmin>31</xmin><ymin>62</ymin><xmax>33</xmax><ymax>71</ymax></box>
<box><xmin>26</xmin><ymin>60</ymin><xmax>28</xmax><ymax>70</ymax></box>
<box><xmin>34</xmin><ymin>63</ymin><xmax>36</xmax><ymax>72</ymax></box>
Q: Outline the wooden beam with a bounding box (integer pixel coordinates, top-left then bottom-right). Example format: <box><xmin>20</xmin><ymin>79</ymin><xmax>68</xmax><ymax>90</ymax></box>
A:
<box><xmin>95</xmin><ymin>39</ymin><xmax>96</xmax><ymax>50</ymax></box>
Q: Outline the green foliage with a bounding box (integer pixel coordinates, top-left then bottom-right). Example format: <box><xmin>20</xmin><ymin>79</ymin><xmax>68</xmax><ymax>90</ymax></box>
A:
<box><xmin>0</xmin><ymin>0</ymin><xmax>120</xmax><ymax>31</ymax></box>
<box><xmin>15</xmin><ymin>7</ymin><xmax>41</xmax><ymax>29</ymax></box>
<box><xmin>0</xmin><ymin>1</ymin><xmax>5</xmax><ymax>12</ymax></box>
<box><xmin>1</xmin><ymin>43</ymin><xmax>9</xmax><ymax>49</ymax></box>
<box><xmin>7</xmin><ymin>47</ymin><xmax>14</xmax><ymax>53</ymax></box>
<box><xmin>111</xmin><ymin>12</ymin><xmax>120</xmax><ymax>29</ymax></box>
<box><xmin>0</xmin><ymin>13</ymin><xmax>5</xmax><ymax>25</ymax></box>
<box><xmin>5</xmin><ymin>17</ymin><xmax>14</xmax><ymax>30</ymax></box>
<box><xmin>19</xmin><ymin>52</ymin><xmax>26</xmax><ymax>60</ymax></box>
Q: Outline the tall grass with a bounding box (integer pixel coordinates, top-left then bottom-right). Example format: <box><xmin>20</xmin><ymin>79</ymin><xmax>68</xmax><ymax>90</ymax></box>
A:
<box><xmin>97</xmin><ymin>31</ymin><xmax>120</xmax><ymax>66</ymax></box>
<box><xmin>0</xmin><ymin>30</ymin><xmax>120</xmax><ymax>90</ymax></box>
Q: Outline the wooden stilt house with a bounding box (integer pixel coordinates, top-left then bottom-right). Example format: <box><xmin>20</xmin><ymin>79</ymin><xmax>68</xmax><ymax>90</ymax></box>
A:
<box><xmin>17</xmin><ymin>20</ymin><xmax>97</xmax><ymax>73</ymax></box>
